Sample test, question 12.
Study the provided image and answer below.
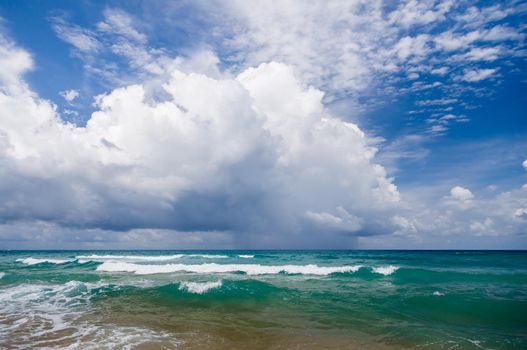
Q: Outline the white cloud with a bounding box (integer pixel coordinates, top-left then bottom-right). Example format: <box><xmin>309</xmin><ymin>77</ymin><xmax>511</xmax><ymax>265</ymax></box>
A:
<box><xmin>522</xmin><ymin>159</ymin><xmax>527</xmax><ymax>171</ymax></box>
<box><xmin>0</xmin><ymin>37</ymin><xmax>400</xmax><ymax>246</ymax></box>
<box><xmin>514</xmin><ymin>208</ymin><xmax>527</xmax><ymax>218</ymax></box>
<box><xmin>460</xmin><ymin>68</ymin><xmax>497</xmax><ymax>82</ymax></box>
<box><xmin>0</xmin><ymin>35</ymin><xmax>33</xmax><ymax>94</ymax></box>
<box><xmin>63</xmin><ymin>109</ymin><xmax>79</xmax><ymax>116</ymax></box>
<box><xmin>97</xmin><ymin>8</ymin><xmax>147</xmax><ymax>43</ymax></box>
<box><xmin>461</xmin><ymin>47</ymin><xmax>502</xmax><ymax>61</ymax></box>
<box><xmin>449</xmin><ymin>186</ymin><xmax>474</xmax><ymax>201</ymax></box>
<box><xmin>431</xmin><ymin>67</ymin><xmax>448</xmax><ymax>75</ymax></box>
<box><xmin>59</xmin><ymin>89</ymin><xmax>79</xmax><ymax>102</ymax></box>
<box><xmin>52</xmin><ymin>18</ymin><xmax>100</xmax><ymax>53</ymax></box>
<box><xmin>416</xmin><ymin>98</ymin><xmax>457</xmax><ymax>106</ymax></box>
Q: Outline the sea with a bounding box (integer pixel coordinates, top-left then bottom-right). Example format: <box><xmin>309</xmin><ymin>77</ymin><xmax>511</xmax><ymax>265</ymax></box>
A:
<box><xmin>0</xmin><ymin>250</ymin><xmax>526</xmax><ymax>349</ymax></box>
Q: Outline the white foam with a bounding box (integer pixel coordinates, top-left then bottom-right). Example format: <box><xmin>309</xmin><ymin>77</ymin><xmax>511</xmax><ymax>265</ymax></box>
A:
<box><xmin>0</xmin><ymin>281</ymin><xmax>180</xmax><ymax>349</ymax></box>
<box><xmin>0</xmin><ymin>272</ymin><xmax>4</xmax><ymax>279</ymax></box>
<box><xmin>238</xmin><ymin>255</ymin><xmax>254</xmax><ymax>258</ymax></box>
<box><xmin>96</xmin><ymin>262</ymin><xmax>362</xmax><ymax>275</ymax></box>
<box><xmin>76</xmin><ymin>254</ymin><xmax>228</xmax><ymax>262</ymax></box>
<box><xmin>76</xmin><ymin>254</ymin><xmax>185</xmax><ymax>262</ymax></box>
<box><xmin>16</xmin><ymin>258</ymin><xmax>74</xmax><ymax>265</ymax></box>
<box><xmin>433</xmin><ymin>291</ymin><xmax>445</xmax><ymax>296</ymax></box>
<box><xmin>372</xmin><ymin>265</ymin><xmax>399</xmax><ymax>275</ymax></box>
<box><xmin>179</xmin><ymin>280</ymin><xmax>223</xmax><ymax>294</ymax></box>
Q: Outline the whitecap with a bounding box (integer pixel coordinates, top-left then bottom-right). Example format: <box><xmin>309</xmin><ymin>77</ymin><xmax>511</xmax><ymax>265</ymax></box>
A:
<box><xmin>96</xmin><ymin>262</ymin><xmax>362</xmax><ymax>276</ymax></box>
<box><xmin>433</xmin><ymin>291</ymin><xmax>445</xmax><ymax>296</ymax></box>
<box><xmin>187</xmin><ymin>254</ymin><xmax>229</xmax><ymax>259</ymax></box>
<box><xmin>372</xmin><ymin>265</ymin><xmax>399</xmax><ymax>276</ymax></box>
<box><xmin>16</xmin><ymin>258</ymin><xmax>74</xmax><ymax>265</ymax></box>
<box><xmin>76</xmin><ymin>254</ymin><xmax>229</xmax><ymax>262</ymax></box>
<box><xmin>238</xmin><ymin>255</ymin><xmax>254</xmax><ymax>259</ymax></box>
<box><xmin>76</xmin><ymin>254</ymin><xmax>184</xmax><ymax>262</ymax></box>
<box><xmin>179</xmin><ymin>280</ymin><xmax>223</xmax><ymax>294</ymax></box>
<box><xmin>0</xmin><ymin>272</ymin><xmax>5</xmax><ymax>279</ymax></box>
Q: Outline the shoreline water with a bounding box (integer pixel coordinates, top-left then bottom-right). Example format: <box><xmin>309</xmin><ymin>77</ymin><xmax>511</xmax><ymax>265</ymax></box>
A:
<box><xmin>1</xmin><ymin>250</ymin><xmax>526</xmax><ymax>349</ymax></box>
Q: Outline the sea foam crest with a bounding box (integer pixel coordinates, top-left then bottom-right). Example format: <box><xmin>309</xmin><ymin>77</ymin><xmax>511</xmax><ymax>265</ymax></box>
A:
<box><xmin>179</xmin><ymin>280</ymin><xmax>223</xmax><ymax>294</ymax></box>
<box><xmin>76</xmin><ymin>254</ymin><xmax>229</xmax><ymax>262</ymax></box>
<box><xmin>16</xmin><ymin>258</ymin><xmax>74</xmax><ymax>265</ymax></box>
<box><xmin>0</xmin><ymin>272</ymin><xmax>4</xmax><ymax>279</ymax></box>
<box><xmin>372</xmin><ymin>265</ymin><xmax>399</xmax><ymax>275</ymax></box>
<box><xmin>76</xmin><ymin>254</ymin><xmax>185</xmax><ymax>262</ymax></box>
<box><xmin>238</xmin><ymin>255</ymin><xmax>254</xmax><ymax>258</ymax></box>
<box><xmin>96</xmin><ymin>262</ymin><xmax>362</xmax><ymax>275</ymax></box>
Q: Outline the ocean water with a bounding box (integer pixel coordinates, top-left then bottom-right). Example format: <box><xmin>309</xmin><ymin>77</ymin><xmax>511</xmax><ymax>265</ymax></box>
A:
<box><xmin>0</xmin><ymin>251</ymin><xmax>526</xmax><ymax>349</ymax></box>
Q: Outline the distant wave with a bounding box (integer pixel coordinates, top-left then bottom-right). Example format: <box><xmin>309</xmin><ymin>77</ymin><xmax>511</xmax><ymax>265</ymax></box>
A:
<box><xmin>193</xmin><ymin>254</ymin><xmax>229</xmax><ymax>259</ymax></box>
<box><xmin>96</xmin><ymin>262</ymin><xmax>363</xmax><ymax>275</ymax></box>
<box><xmin>16</xmin><ymin>258</ymin><xmax>75</xmax><ymax>265</ymax></box>
<box><xmin>76</xmin><ymin>254</ymin><xmax>185</xmax><ymax>262</ymax></box>
<box><xmin>179</xmin><ymin>280</ymin><xmax>223</xmax><ymax>294</ymax></box>
<box><xmin>76</xmin><ymin>254</ymin><xmax>228</xmax><ymax>262</ymax></box>
<box><xmin>238</xmin><ymin>255</ymin><xmax>254</xmax><ymax>259</ymax></box>
<box><xmin>372</xmin><ymin>265</ymin><xmax>399</xmax><ymax>275</ymax></box>
<box><xmin>0</xmin><ymin>272</ymin><xmax>4</xmax><ymax>279</ymax></box>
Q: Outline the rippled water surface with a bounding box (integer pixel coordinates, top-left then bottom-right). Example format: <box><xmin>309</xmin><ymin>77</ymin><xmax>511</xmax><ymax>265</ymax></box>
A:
<box><xmin>1</xmin><ymin>250</ymin><xmax>526</xmax><ymax>349</ymax></box>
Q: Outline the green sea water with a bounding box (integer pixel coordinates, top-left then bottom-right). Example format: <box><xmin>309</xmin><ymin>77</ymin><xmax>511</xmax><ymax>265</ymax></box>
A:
<box><xmin>0</xmin><ymin>250</ymin><xmax>526</xmax><ymax>349</ymax></box>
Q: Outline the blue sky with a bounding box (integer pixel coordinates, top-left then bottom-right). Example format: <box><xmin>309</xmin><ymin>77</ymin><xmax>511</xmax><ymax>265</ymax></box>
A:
<box><xmin>0</xmin><ymin>0</ymin><xmax>526</xmax><ymax>249</ymax></box>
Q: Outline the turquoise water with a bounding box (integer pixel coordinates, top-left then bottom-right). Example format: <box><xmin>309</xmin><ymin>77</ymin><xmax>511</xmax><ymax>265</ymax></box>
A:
<box><xmin>0</xmin><ymin>250</ymin><xmax>526</xmax><ymax>349</ymax></box>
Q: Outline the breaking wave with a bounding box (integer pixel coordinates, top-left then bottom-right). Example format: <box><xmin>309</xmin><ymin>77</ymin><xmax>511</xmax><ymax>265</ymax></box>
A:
<box><xmin>96</xmin><ymin>262</ymin><xmax>363</xmax><ymax>275</ymax></box>
<box><xmin>372</xmin><ymin>265</ymin><xmax>400</xmax><ymax>276</ymax></box>
<box><xmin>16</xmin><ymin>258</ymin><xmax>75</xmax><ymax>265</ymax></box>
<box><xmin>179</xmin><ymin>280</ymin><xmax>223</xmax><ymax>294</ymax></box>
<box><xmin>76</xmin><ymin>254</ymin><xmax>228</xmax><ymax>262</ymax></box>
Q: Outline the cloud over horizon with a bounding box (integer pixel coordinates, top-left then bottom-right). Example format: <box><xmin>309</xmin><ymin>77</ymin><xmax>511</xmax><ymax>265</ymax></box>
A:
<box><xmin>0</xmin><ymin>1</ymin><xmax>526</xmax><ymax>249</ymax></box>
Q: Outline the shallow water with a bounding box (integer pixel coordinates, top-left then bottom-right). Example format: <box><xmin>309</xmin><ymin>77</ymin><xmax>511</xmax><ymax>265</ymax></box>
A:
<box><xmin>1</xmin><ymin>250</ymin><xmax>526</xmax><ymax>349</ymax></box>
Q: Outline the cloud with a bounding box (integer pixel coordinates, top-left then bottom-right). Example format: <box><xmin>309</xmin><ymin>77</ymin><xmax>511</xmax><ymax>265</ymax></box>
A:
<box><xmin>0</xmin><ymin>36</ymin><xmax>400</xmax><ymax>247</ymax></box>
<box><xmin>59</xmin><ymin>89</ymin><xmax>79</xmax><ymax>102</ymax></box>
<box><xmin>2</xmin><ymin>3</ymin><xmax>526</xmax><ymax>248</ymax></box>
<box><xmin>460</xmin><ymin>46</ymin><xmax>502</xmax><ymax>61</ymax></box>
<box><xmin>460</xmin><ymin>68</ymin><xmax>497</xmax><ymax>82</ymax></box>
<box><xmin>0</xmin><ymin>35</ymin><xmax>33</xmax><ymax>93</ymax></box>
<box><xmin>523</xmin><ymin>159</ymin><xmax>527</xmax><ymax>171</ymax></box>
<box><xmin>416</xmin><ymin>98</ymin><xmax>458</xmax><ymax>106</ymax></box>
<box><xmin>52</xmin><ymin>18</ymin><xmax>101</xmax><ymax>53</ymax></box>
<box><xmin>210</xmin><ymin>1</ymin><xmax>524</xmax><ymax>102</ymax></box>
<box><xmin>46</xmin><ymin>2</ymin><xmax>526</xmax><ymax>139</ymax></box>
<box><xmin>97</xmin><ymin>8</ymin><xmax>147</xmax><ymax>43</ymax></box>
<box><xmin>449</xmin><ymin>186</ymin><xmax>474</xmax><ymax>201</ymax></box>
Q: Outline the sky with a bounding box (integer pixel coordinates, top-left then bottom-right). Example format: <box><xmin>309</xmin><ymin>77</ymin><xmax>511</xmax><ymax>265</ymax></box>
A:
<box><xmin>0</xmin><ymin>0</ymin><xmax>526</xmax><ymax>250</ymax></box>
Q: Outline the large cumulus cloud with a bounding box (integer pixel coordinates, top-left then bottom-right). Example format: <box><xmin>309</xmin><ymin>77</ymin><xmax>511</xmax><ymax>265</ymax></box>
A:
<box><xmin>0</xmin><ymin>36</ymin><xmax>400</xmax><ymax>247</ymax></box>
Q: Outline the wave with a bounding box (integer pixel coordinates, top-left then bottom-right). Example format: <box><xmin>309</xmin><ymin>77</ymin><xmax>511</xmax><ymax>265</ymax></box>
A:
<box><xmin>179</xmin><ymin>280</ymin><xmax>223</xmax><ymax>294</ymax></box>
<box><xmin>372</xmin><ymin>265</ymin><xmax>399</xmax><ymax>276</ymax></box>
<box><xmin>0</xmin><ymin>272</ymin><xmax>4</xmax><ymax>279</ymax></box>
<box><xmin>238</xmin><ymin>255</ymin><xmax>254</xmax><ymax>259</ymax></box>
<box><xmin>76</xmin><ymin>254</ymin><xmax>229</xmax><ymax>262</ymax></box>
<box><xmin>76</xmin><ymin>254</ymin><xmax>185</xmax><ymax>262</ymax></box>
<box><xmin>0</xmin><ymin>281</ymin><xmax>180</xmax><ymax>349</ymax></box>
<box><xmin>16</xmin><ymin>258</ymin><xmax>75</xmax><ymax>265</ymax></box>
<box><xmin>96</xmin><ymin>262</ymin><xmax>363</xmax><ymax>275</ymax></box>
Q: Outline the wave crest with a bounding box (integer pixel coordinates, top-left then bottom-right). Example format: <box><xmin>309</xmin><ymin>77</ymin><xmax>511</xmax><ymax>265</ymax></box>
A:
<box><xmin>16</xmin><ymin>258</ymin><xmax>74</xmax><ymax>265</ymax></box>
<box><xmin>179</xmin><ymin>280</ymin><xmax>223</xmax><ymax>294</ymax></box>
<box><xmin>372</xmin><ymin>265</ymin><xmax>399</xmax><ymax>275</ymax></box>
<box><xmin>96</xmin><ymin>262</ymin><xmax>362</xmax><ymax>276</ymax></box>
